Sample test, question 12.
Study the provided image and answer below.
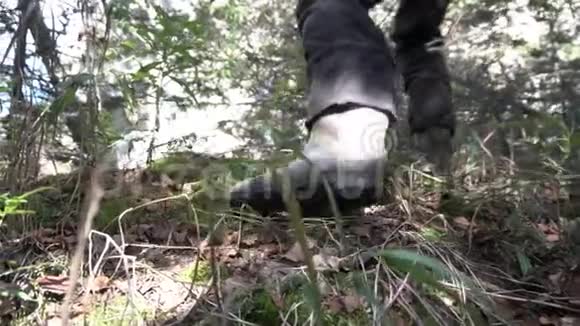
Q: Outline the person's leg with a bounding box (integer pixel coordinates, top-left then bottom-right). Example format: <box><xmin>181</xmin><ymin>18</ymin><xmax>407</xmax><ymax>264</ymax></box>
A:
<box><xmin>229</xmin><ymin>0</ymin><xmax>396</xmax><ymax>217</ymax></box>
<box><xmin>390</xmin><ymin>0</ymin><xmax>456</xmax><ymax>173</ymax></box>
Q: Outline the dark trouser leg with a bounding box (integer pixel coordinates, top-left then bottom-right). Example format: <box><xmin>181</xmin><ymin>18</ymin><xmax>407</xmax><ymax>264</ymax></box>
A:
<box><xmin>391</xmin><ymin>0</ymin><xmax>456</xmax><ymax>172</ymax></box>
<box><xmin>229</xmin><ymin>0</ymin><xmax>394</xmax><ymax>217</ymax></box>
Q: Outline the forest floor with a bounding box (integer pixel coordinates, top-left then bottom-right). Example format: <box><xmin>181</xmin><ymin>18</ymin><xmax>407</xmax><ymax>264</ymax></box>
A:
<box><xmin>1</xmin><ymin>155</ymin><xmax>580</xmax><ymax>325</ymax></box>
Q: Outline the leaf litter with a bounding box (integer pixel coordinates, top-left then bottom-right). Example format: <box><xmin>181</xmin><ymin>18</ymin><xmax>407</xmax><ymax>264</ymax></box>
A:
<box><xmin>3</xmin><ymin>171</ymin><xmax>580</xmax><ymax>325</ymax></box>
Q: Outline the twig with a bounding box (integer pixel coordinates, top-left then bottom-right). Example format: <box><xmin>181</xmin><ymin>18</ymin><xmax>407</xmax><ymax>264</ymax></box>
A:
<box><xmin>60</xmin><ymin>164</ymin><xmax>105</xmax><ymax>326</ymax></box>
<box><xmin>482</xmin><ymin>292</ymin><xmax>580</xmax><ymax>314</ymax></box>
<box><xmin>280</xmin><ymin>299</ymin><xmax>304</xmax><ymax>326</ymax></box>
<box><xmin>88</xmin><ymin>230</ymin><xmax>141</xmax><ymax>323</ymax></box>
<box><xmin>320</xmin><ymin>177</ymin><xmax>345</xmax><ymax>253</ymax></box>
<box><xmin>467</xmin><ymin>203</ymin><xmax>482</xmax><ymax>254</ymax></box>
<box><xmin>88</xmin><ymin>230</ymin><xmax>111</xmax><ymax>277</ymax></box>
<box><xmin>120</xmin><ymin>243</ymin><xmax>199</xmax><ymax>251</ymax></box>
<box><xmin>209</xmin><ymin>244</ymin><xmax>224</xmax><ymax>325</ymax></box>
<box><xmin>278</xmin><ymin>169</ymin><xmax>322</xmax><ymax>325</ymax></box>
<box><xmin>0</xmin><ymin>1</ymin><xmax>36</xmax><ymax>67</ymax></box>
<box><xmin>384</xmin><ymin>273</ymin><xmax>410</xmax><ymax>310</ymax></box>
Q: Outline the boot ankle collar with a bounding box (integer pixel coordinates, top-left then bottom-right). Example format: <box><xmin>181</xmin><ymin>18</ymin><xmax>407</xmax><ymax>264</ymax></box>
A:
<box><xmin>305</xmin><ymin>102</ymin><xmax>396</xmax><ymax>132</ymax></box>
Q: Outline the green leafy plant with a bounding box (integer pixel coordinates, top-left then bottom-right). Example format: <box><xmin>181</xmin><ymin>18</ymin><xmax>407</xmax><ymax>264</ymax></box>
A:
<box><xmin>379</xmin><ymin>249</ymin><xmax>453</xmax><ymax>289</ymax></box>
<box><xmin>0</xmin><ymin>187</ymin><xmax>55</xmax><ymax>227</ymax></box>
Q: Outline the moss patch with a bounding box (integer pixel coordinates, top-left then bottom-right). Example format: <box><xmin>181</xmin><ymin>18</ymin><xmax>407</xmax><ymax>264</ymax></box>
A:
<box><xmin>84</xmin><ymin>294</ymin><xmax>153</xmax><ymax>326</ymax></box>
<box><xmin>178</xmin><ymin>259</ymin><xmax>213</xmax><ymax>284</ymax></box>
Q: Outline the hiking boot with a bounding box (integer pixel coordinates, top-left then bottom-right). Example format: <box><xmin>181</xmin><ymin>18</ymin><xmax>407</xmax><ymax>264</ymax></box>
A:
<box><xmin>229</xmin><ymin>108</ymin><xmax>391</xmax><ymax>217</ymax></box>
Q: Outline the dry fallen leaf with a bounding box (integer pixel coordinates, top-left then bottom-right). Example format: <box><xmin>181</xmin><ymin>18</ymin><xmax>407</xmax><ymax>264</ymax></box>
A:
<box><xmin>223</xmin><ymin>247</ymin><xmax>240</xmax><ymax>258</ymax></box>
<box><xmin>88</xmin><ymin>275</ymin><xmax>110</xmax><ymax>293</ymax></box>
<box><xmin>222</xmin><ymin>276</ymin><xmax>253</xmax><ymax>302</ymax></box>
<box><xmin>548</xmin><ymin>271</ymin><xmax>563</xmax><ymax>293</ymax></box>
<box><xmin>139</xmin><ymin>281</ymin><xmax>155</xmax><ymax>295</ymax></box>
<box><xmin>36</xmin><ymin>275</ymin><xmax>72</xmax><ymax>295</ymax></box>
<box><xmin>312</xmin><ymin>254</ymin><xmax>340</xmax><ymax>271</ymax></box>
<box><xmin>541</xmin><ymin>222</ymin><xmax>560</xmax><ymax>234</ymax></box>
<box><xmin>225</xmin><ymin>231</ymin><xmax>240</xmax><ymax>245</ymax></box>
<box><xmin>46</xmin><ymin>317</ymin><xmax>63</xmax><ymax>326</ymax></box>
<box><xmin>394</xmin><ymin>314</ymin><xmax>408</xmax><ymax>326</ymax></box>
<box><xmin>152</xmin><ymin>225</ymin><xmax>172</xmax><ymax>242</ymax></box>
<box><xmin>546</xmin><ymin>234</ymin><xmax>560</xmax><ymax>242</ymax></box>
<box><xmin>563</xmin><ymin>273</ymin><xmax>580</xmax><ymax>298</ymax></box>
<box><xmin>342</xmin><ymin>294</ymin><xmax>363</xmax><ymax>313</ymax></box>
<box><xmin>32</xmin><ymin>228</ymin><xmax>59</xmax><ymax>244</ymax></box>
<box><xmin>136</xmin><ymin>224</ymin><xmax>153</xmax><ymax>240</ymax></box>
<box><xmin>260</xmin><ymin>244</ymin><xmax>280</xmax><ymax>256</ymax></box>
<box><xmin>0</xmin><ymin>300</ymin><xmax>14</xmax><ymax>318</ymax></box>
<box><xmin>240</xmin><ymin>233</ymin><xmax>259</xmax><ymax>247</ymax></box>
<box><xmin>203</xmin><ymin>226</ymin><xmax>226</xmax><ymax>246</ymax></box>
<box><xmin>113</xmin><ymin>280</ymin><xmax>129</xmax><ymax>293</ymax></box>
<box><xmin>257</xmin><ymin>230</ymin><xmax>276</xmax><ymax>244</ymax></box>
<box><xmin>283</xmin><ymin>242</ymin><xmax>305</xmax><ymax>263</ymax></box>
<box><xmin>453</xmin><ymin>217</ymin><xmax>472</xmax><ymax>229</ymax></box>
<box><xmin>325</xmin><ymin>296</ymin><xmax>344</xmax><ymax>314</ymax></box>
<box><xmin>537</xmin><ymin>223</ymin><xmax>550</xmax><ymax>233</ymax></box>
<box><xmin>173</xmin><ymin>230</ymin><xmax>188</xmax><ymax>244</ymax></box>
<box><xmin>199</xmin><ymin>239</ymin><xmax>209</xmax><ymax>251</ymax></box>
<box><xmin>160</xmin><ymin>173</ymin><xmax>175</xmax><ymax>188</ymax></box>
<box><xmin>267</xmin><ymin>288</ymin><xmax>285</xmax><ymax>309</ymax></box>
<box><xmin>324</xmin><ymin>294</ymin><xmax>364</xmax><ymax>314</ymax></box>
<box><xmin>0</xmin><ymin>281</ymin><xmax>21</xmax><ymax>317</ymax></box>
<box><xmin>41</xmin><ymin>228</ymin><xmax>57</xmax><ymax>236</ymax></box>
<box><xmin>539</xmin><ymin>316</ymin><xmax>556</xmax><ymax>325</ymax></box>
<box><xmin>62</xmin><ymin>235</ymin><xmax>77</xmax><ymax>245</ymax></box>
<box><xmin>560</xmin><ymin>317</ymin><xmax>579</xmax><ymax>326</ymax></box>
<box><xmin>144</xmin><ymin>248</ymin><xmax>166</xmax><ymax>262</ymax></box>
<box><xmin>492</xmin><ymin>298</ymin><xmax>522</xmax><ymax>321</ymax></box>
<box><xmin>305</xmin><ymin>236</ymin><xmax>317</xmax><ymax>249</ymax></box>
<box><xmin>351</xmin><ymin>224</ymin><xmax>371</xmax><ymax>238</ymax></box>
<box><xmin>181</xmin><ymin>182</ymin><xmax>197</xmax><ymax>194</ymax></box>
